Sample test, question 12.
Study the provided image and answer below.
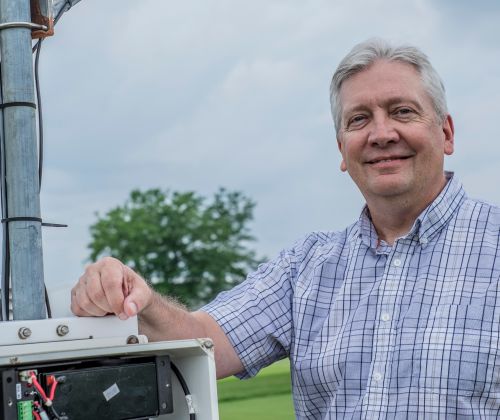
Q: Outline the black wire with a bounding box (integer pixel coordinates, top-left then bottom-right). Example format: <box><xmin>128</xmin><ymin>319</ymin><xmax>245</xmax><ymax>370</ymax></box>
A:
<box><xmin>31</xmin><ymin>0</ymin><xmax>71</xmax><ymax>190</ymax></box>
<box><xmin>33</xmin><ymin>39</ymin><xmax>53</xmax><ymax>318</ymax></box>
<box><xmin>0</xmin><ymin>65</ymin><xmax>10</xmax><ymax>322</ymax></box>
<box><xmin>32</xmin><ymin>1</ymin><xmax>71</xmax><ymax>188</ymax></box>
<box><xmin>31</xmin><ymin>2</ymin><xmax>71</xmax><ymax>318</ymax></box>
<box><xmin>34</xmin><ymin>38</ymin><xmax>44</xmax><ymax>188</ymax></box>
<box><xmin>171</xmin><ymin>363</ymin><xmax>196</xmax><ymax>420</ymax></box>
<box><xmin>44</xmin><ymin>284</ymin><xmax>52</xmax><ymax>318</ymax></box>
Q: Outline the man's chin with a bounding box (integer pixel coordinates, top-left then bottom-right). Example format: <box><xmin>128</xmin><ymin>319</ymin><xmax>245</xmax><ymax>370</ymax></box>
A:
<box><xmin>366</xmin><ymin>180</ymin><xmax>412</xmax><ymax>199</ymax></box>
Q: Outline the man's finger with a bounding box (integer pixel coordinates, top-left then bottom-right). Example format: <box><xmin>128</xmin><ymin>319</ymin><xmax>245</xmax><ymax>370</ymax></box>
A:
<box><xmin>121</xmin><ymin>265</ymin><xmax>152</xmax><ymax>318</ymax></box>
<box><xmin>85</xmin><ymin>268</ymin><xmax>113</xmax><ymax>313</ymax></box>
<box><xmin>100</xmin><ymin>260</ymin><xmax>127</xmax><ymax>315</ymax></box>
<box><xmin>71</xmin><ymin>295</ymin><xmax>94</xmax><ymax>317</ymax></box>
<box><xmin>74</xmin><ymin>282</ymin><xmax>108</xmax><ymax>317</ymax></box>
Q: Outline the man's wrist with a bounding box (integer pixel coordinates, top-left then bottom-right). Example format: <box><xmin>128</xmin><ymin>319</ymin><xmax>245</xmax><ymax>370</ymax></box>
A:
<box><xmin>139</xmin><ymin>286</ymin><xmax>158</xmax><ymax>318</ymax></box>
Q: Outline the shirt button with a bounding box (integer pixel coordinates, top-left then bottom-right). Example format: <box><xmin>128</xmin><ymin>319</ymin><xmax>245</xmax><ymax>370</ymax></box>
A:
<box><xmin>393</xmin><ymin>258</ymin><xmax>402</xmax><ymax>267</ymax></box>
<box><xmin>373</xmin><ymin>372</ymin><xmax>382</xmax><ymax>381</ymax></box>
<box><xmin>381</xmin><ymin>312</ymin><xmax>391</xmax><ymax>322</ymax></box>
<box><xmin>420</xmin><ymin>237</ymin><xmax>428</xmax><ymax>245</ymax></box>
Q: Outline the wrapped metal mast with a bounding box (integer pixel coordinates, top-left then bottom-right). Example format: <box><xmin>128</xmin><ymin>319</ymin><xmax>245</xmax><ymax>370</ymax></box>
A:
<box><xmin>0</xmin><ymin>0</ymin><xmax>45</xmax><ymax>319</ymax></box>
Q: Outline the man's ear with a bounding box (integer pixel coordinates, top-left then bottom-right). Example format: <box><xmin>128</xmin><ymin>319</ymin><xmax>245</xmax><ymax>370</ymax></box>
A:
<box><xmin>443</xmin><ymin>114</ymin><xmax>454</xmax><ymax>156</ymax></box>
<box><xmin>337</xmin><ymin>138</ymin><xmax>347</xmax><ymax>172</ymax></box>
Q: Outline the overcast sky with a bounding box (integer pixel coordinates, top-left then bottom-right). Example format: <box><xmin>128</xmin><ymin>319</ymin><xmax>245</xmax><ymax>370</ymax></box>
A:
<box><xmin>36</xmin><ymin>0</ymin><xmax>500</xmax><ymax>306</ymax></box>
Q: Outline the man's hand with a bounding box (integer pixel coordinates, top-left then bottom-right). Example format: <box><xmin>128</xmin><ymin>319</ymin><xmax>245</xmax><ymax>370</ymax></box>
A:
<box><xmin>71</xmin><ymin>257</ymin><xmax>153</xmax><ymax>320</ymax></box>
<box><xmin>71</xmin><ymin>257</ymin><xmax>245</xmax><ymax>378</ymax></box>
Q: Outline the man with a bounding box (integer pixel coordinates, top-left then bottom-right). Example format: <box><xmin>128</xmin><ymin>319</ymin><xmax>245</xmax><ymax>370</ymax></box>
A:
<box><xmin>71</xmin><ymin>39</ymin><xmax>500</xmax><ymax>418</ymax></box>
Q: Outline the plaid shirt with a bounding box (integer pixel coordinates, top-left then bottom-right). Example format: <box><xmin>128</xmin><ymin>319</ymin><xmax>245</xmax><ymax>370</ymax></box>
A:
<box><xmin>202</xmin><ymin>173</ymin><xmax>500</xmax><ymax>419</ymax></box>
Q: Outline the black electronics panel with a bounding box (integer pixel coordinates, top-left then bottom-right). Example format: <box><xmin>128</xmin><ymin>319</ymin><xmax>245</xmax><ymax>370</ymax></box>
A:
<box><xmin>0</xmin><ymin>355</ymin><xmax>173</xmax><ymax>420</ymax></box>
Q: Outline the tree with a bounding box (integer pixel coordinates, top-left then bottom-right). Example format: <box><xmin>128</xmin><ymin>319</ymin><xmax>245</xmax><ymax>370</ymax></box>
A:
<box><xmin>88</xmin><ymin>188</ymin><xmax>262</xmax><ymax>308</ymax></box>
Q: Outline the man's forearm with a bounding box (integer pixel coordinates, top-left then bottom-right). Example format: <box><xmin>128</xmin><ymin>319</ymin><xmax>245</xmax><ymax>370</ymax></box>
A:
<box><xmin>138</xmin><ymin>291</ymin><xmax>205</xmax><ymax>341</ymax></box>
<box><xmin>138</xmin><ymin>291</ymin><xmax>244</xmax><ymax>378</ymax></box>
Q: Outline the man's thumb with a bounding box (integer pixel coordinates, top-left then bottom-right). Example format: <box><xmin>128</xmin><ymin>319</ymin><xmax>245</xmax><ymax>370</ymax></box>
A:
<box><xmin>124</xmin><ymin>299</ymin><xmax>139</xmax><ymax>317</ymax></box>
<box><xmin>122</xmin><ymin>280</ymin><xmax>152</xmax><ymax>318</ymax></box>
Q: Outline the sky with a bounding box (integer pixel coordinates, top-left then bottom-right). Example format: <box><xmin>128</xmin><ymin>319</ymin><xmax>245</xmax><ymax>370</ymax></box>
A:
<box><xmin>33</xmin><ymin>0</ymin><xmax>500</xmax><ymax>309</ymax></box>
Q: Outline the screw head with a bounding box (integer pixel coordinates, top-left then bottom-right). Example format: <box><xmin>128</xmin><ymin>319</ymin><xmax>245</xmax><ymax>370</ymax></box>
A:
<box><xmin>126</xmin><ymin>335</ymin><xmax>139</xmax><ymax>344</ymax></box>
<box><xmin>56</xmin><ymin>324</ymin><xmax>69</xmax><ymax>336</ymax></box>
<box><xmin>202</xmin><ymin>339</ymin><xmax>214</xmax><ymax>350</ymax></box>
<box><xmin>18</xmin><ymin>327</ymin><xmax>31</xmax><ymax>339</ymax></box>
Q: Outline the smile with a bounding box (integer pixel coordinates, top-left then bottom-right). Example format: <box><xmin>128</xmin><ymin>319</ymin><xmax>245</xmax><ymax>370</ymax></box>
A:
<box><xmin>367</xmin><ymin>156</ymin><xmax>412</xmax><ymax>164</ymax></box>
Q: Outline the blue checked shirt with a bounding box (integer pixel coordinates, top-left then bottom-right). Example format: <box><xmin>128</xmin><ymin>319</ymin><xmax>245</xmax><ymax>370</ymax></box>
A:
<box><xmin>202</xmin><ymin>173</ymin><xmax>500</xmax><ymax>419</ymax></box>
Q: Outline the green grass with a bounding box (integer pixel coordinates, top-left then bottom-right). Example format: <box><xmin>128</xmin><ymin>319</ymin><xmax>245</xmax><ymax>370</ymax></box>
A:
<box><xmin>219</xmin><ymin>393</ymin><xmax>295</xmax><ymax>419</ymax></box>
<box><xmin>217</xmin><ymin>359</ymin><xmax>294</xmax><ymax>419</ymax></box>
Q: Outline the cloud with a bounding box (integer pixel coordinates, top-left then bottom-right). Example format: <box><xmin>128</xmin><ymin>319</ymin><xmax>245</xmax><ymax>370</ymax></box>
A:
<box><xmin>28</xmin><ymin>0</ymin><xmax>500</xmax><ymax>294</ymax></box>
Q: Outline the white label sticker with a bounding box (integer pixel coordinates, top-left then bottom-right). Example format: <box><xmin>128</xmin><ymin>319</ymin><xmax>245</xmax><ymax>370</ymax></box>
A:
<box><xmin>103</xmin><ymin>383</ymin><xmax>120</xmax><ymax>402</ymax></box>
<box><xmin>16</xmin><ymin>383</ymin><xmax>22</xmax><ymax>400</ymax></box>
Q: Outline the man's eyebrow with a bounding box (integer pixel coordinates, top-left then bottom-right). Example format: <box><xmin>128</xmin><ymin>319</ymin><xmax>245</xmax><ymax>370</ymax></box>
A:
<box><xmin>342</xmin><ymin>104</ymin><xmax>370</xmax><ymax>118</ymax></box>
<box><xmin>342</xmin><ymin>96</ymin><xmax>424</xmax><ymax>117</ymax></box>
<box><xmin>385</xmin><ymin>96</ymin><xmax>424</xmax><ymax>110</ymax></box>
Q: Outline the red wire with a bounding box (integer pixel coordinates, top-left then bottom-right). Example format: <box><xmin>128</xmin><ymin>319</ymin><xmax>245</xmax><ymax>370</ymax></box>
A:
<box><xmin>33</xmin><ymin>411</ymin><xmax>41</xmax><ymax>420</ymax></box>
<box><xmin>49</xmin><ymin>376</ymin><xmax>58</xmax><ymax>401</ymax></box>
<box><xmin>30</xmin><ymin>372</ymin><xmax>48</xmax><ymax>402</ymax></box>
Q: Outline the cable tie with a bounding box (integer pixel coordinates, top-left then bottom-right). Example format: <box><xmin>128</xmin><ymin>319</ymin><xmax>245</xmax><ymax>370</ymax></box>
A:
<box><xmin>1</xmin><ymin>217</ymin><xmax>67</xmax><ymax>227</ymax></box>
<box><xmin>2</xmin><ymin>216</ymin><xmax>42</xmax><ymax>223</ymax></box>
<box><xmin>0</xmin><ymin>22</ymin><xmax>48</xmax><ymax>31</ymax></box>
<box><xmin>0</xmin><ymin>101</ymin><xmax>37</xmax><ymax>110</ymax></box>
<box><xmin>42</xmin><ymin>222</ymin><xmax>68</xmax><ymax>228</ymax></box>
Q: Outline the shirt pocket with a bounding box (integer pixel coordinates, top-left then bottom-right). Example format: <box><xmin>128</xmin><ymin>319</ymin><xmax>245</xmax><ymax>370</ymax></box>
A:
<box><xmin>395</xmin><ymin>303</ymin><xmax>500</xmax><ymax>397</ymax></box>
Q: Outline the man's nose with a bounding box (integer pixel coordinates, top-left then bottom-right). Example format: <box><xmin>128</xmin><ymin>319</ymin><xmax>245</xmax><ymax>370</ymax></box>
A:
<box><xmin>367</xmin><ymin>116</ymin><xmax>399</xmax><ymax>147</ymax></box>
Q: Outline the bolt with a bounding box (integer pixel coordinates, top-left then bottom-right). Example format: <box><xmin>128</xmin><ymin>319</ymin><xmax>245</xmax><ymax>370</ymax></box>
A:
<box><xmin>56</xmin><ymin>324</ymin><xmax>69</xmax><ymax>337</ymax></box>
<box><xmin>18</xmin><ymin>327</ymin><xmax>31</xmax><ymax>339</ymax></box>
<box><xmin>9</xmin><ymin>357</ymin><xmax>18</xmax><ymax>365</ymax></box>
<box><xmin>202</xmin><ymin>339</ymin><xmax>214</xmax><ymax>350</ymax></box>
<box><xmin>126</xmin><ymin>335</ymin><xmax>139</xmax><ymax>344</ymax></box>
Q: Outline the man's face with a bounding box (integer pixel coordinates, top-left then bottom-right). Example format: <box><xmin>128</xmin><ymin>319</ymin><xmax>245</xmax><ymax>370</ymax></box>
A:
<box><xmin>337</xmin><ymin>60</ymin><xmax>454</xmax><ymax>206</ymax></box>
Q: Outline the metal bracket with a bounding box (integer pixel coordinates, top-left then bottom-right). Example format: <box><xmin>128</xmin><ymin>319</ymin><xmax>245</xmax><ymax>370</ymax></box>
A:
<box><xmin>0</xmin><ymin>22</ymin><xmax>48</xmax><ymax>31</ymax></box>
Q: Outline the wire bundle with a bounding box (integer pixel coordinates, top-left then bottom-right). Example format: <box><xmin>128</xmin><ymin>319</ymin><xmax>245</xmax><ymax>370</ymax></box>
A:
<box><xmin>28</xmin><ymin>372</ymin><xmax>65</xmax><ymax>420</ymax></box>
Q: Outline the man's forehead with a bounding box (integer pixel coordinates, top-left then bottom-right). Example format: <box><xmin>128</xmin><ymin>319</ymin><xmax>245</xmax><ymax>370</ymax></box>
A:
<box><xmin>339</xmin><ymin>61</ymin><xmax>427</xmax><ymax>112</ymax></box>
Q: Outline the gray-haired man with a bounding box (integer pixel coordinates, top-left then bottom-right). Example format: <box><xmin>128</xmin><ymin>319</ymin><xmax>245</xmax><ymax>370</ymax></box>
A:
<box><xmin>72</xmin><ymin>39</ymin><xmax>500</xmax><ymax>418</ymax></box>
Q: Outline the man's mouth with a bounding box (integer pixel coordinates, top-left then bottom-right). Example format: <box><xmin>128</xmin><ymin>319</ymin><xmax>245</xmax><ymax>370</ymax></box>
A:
<box><xmin>367</xmin><ymin>155</ymin><xmax>412</xmax><ymax>164</ymax></box>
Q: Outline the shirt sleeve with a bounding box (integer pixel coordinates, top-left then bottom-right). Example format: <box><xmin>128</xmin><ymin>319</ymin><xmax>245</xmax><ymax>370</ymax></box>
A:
<box><xmin>201</xmin><ymin>247</ymin><xmax>295</xmax><ymax>379</ymax></box>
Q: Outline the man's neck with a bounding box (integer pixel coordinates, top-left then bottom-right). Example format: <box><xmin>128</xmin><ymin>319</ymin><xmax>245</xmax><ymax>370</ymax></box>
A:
<box><xmin>366</xmin><ymin>178</ymin><xmax>448</xmax><ymax>246</ymax></box>
<box><xmin>369</xmin><ymin>200</ymin><xmax>423</xmax><ymax>246</ymax></box>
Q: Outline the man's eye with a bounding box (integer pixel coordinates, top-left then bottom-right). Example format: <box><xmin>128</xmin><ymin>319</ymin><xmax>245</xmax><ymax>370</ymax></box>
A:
<box><xmin>347</xmin><ymin>115</ymin><xmax>367</xmax><ymax>128</ymax></box>
<box><xmin>394</xmin><ymin>107</ymin><xmax>414</xmax><ymax>117</ymax></box>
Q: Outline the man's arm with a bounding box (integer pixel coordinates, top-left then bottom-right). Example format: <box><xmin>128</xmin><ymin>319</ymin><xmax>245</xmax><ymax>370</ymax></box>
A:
<box><xmin>71</xmin><ymin>257</ymin><xmax>244</xmax><ymax>379</ymax></box>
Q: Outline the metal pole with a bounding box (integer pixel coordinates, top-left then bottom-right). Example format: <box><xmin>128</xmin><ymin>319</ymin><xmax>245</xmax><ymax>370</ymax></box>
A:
<box><xmin>0</xmin><ymin>0</ymin><xmax>46</xmax><ymax>319</ymax></box>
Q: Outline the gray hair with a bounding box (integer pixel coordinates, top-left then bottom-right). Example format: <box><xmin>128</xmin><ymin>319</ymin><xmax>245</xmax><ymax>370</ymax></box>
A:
<box><xmin>330</xmin><ymin>38</ymin><xmax>448</xmax><ymax>135</ymax></box>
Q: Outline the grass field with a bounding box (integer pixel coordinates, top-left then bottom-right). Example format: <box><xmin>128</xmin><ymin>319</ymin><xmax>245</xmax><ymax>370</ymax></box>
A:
<box><xmin>217</xmin><ymin>359</ymin><xmax>294</xmax><ymax>419</ymax></box>
<box><xmin>219</xmin><ymin>394</ymin><xmax>295</xmax><ymax>419</ymax></box>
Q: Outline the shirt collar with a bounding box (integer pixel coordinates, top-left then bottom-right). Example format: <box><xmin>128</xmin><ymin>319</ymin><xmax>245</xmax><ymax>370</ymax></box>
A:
<box><xmin>414</xmin><ymin>171</ymin><xmax>465</xmax><ymax>245</ymax></box>
<box><xmin>351</xmin><ymin>172</ymin><xmax>466</xmax><ymax>250</ymax></box>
